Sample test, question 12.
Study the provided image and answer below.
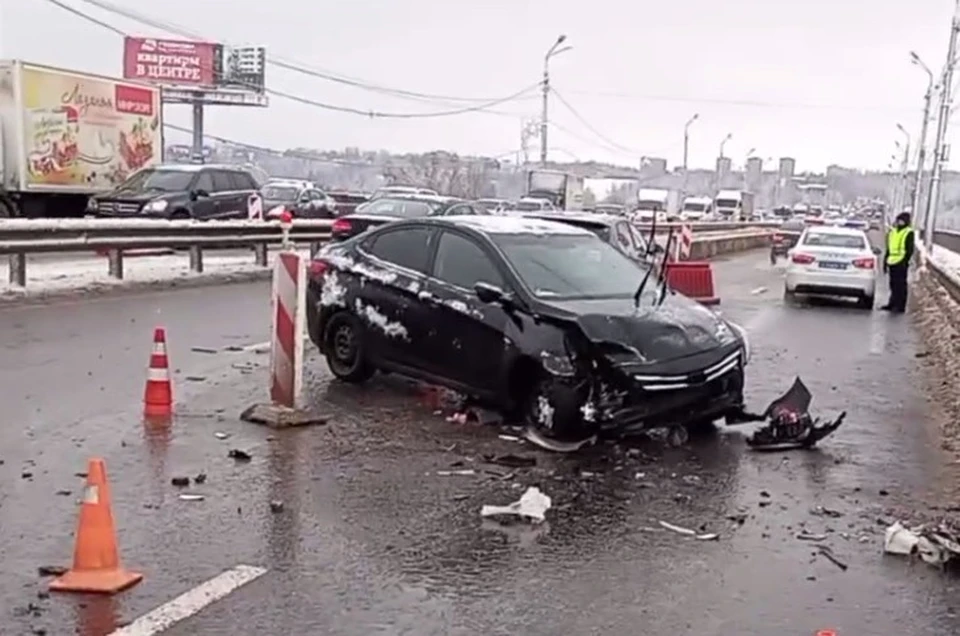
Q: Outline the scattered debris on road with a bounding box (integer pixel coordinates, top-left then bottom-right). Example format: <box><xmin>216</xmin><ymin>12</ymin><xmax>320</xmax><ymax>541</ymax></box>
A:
<box><xmin>797</xmin><ymin>531</ymin><xmax>829</xmax><ymax>542</ymax></box>
<box><xmin>728</xmin><ymin>377</ymin><xmax>845</xmax><ymax>450</ymax></box>
<box><xmin>185</xmin><ymin>375</ymin><xmax>207</xmax><ymax>382</ymax></box>
<box><xmin>36</xmin><ymin>565</ymin><xmax>67</xmax><ymax>577</ymax></box>
<box><xmin>171</xmin><ymin>476</ymin><xmax>190</xmax><ymax>487</ymax></box>
<box><xmin>190</xmin><ymin>346</ymin><xmax>219</xmax><ymax>354</ymax></box>
<box><xmin>522</xmin><ymin>426</ymin><xmax>596</xmax><ymax>453</ymax></box>
<box><xmin>214</xmin><ymin>431</ymin><xmax>230</xmax><ymax>440</ymax></box>
<box><xmin>481</xmin><ymin>486</ymin><xmax>551</xmax><ymax>523</ymax></box>
<box><xmin>816</xmin><ymin>544</ymin><xmax>849</xmax><ymax>571</ymax></box>
<box><xmin>437</xmin><ymin>469</ymin><xmax>476</xmax><ymax>476</ymax></box>
<box><xmin>270</xmin><ymin>500</ymin><xmax>284</xmax><ymax>513</ymax></box>
<box><xmin>884</xmin><ymin>520</ymin><xmax>960</xmax><ymax>567</ymax></box>
<box><xmin>240</xmin><ymin>403</ymin><xmax>328</xmax><ymax>429</ymax></box>
<box><xmin>194</xmin><ymin>473</ymin><xmax>207</xmax><ymax>484</ymax></box>
<box><xmin>228</xmin><ymin>449</ymin><xmax>252</xmax><ymax>462</ymax></box>
<box><xmin>658</xmin><ymin>520</ymin><xmax>719</xmax><ymax>540</ymax></box>
<box><xmin>178</xmin><ymin>494</ymin><xmax>205</xmax><ymax>502</ymax></box>
<box><xmin>811</xmin><ymin>505</ymin><xmax>844</xmax><ymax>518</ymax></box>
<box><xmin>484</xmin><ymin>453</ymin><xmax>537</xmax><ymax>469</ymax></box>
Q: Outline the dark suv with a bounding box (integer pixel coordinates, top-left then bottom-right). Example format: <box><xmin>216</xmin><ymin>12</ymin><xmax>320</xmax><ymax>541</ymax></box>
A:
<box><xmin>88</xmin><ymin>164</ymin><xmax>261</xmax><ymax>220</ymax></box>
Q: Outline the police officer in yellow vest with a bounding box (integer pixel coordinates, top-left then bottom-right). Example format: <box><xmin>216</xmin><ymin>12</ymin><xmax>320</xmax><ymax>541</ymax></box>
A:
<box><xmin>881</xmin><ymin>212</ymin><xmax>915</xmax><ymax>313</ymax></box>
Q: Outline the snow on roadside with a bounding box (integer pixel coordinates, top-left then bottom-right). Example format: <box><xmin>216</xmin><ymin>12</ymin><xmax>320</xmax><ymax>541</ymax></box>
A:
<box><xmin>0</xmin><ymin>248</ymin><xmax>311</xmax><ymax>300</ymax></box>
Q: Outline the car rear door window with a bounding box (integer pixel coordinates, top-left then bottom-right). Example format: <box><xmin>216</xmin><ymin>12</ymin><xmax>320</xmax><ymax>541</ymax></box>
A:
<box><xmin>433</xmin><ymin>231</ymin><xmax>504</xmax><ymax>289</ymax></box>
<box><xmin>366</xmin><ymin>227</ymin><xmax>433</xmax><ymax>273</ymax></box>
<box><xmin>211</xmin><ymin>171</ymin><xmax>235</xmax><ymax>192</ymax></box>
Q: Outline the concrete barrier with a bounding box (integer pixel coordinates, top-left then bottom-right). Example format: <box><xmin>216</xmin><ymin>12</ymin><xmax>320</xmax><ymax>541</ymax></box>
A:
<box><xmin>688</xmin><ymin>230</ymin><xmax>771</xmax><ymax>260</ymax></box>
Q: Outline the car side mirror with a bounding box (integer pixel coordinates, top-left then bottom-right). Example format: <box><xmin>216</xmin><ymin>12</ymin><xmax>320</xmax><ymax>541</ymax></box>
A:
<box><xmin>474</xmin><ymin>282</ymin><xmax>505</xmax><ymax>304</ymax></box>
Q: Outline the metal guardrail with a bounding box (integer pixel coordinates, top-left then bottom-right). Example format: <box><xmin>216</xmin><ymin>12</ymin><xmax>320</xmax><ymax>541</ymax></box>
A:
<box><xmin>933</xmin><ymin>229</ymin><xmax>960</xmax><ymax>255</ymax></box>
<box><xmin>0</xmin><ymin>218</ymin><xmax>775</xmax><ymax>288</ymax></box>
<box><xmin>1</xmin><ymin>219</ymin><xmax>333</xmax><ymax>286</ymax></box>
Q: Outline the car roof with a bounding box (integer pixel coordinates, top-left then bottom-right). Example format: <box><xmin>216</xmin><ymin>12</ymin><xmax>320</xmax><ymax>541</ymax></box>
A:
<box><xmin>803</xmin><ymin>225</ymin><xmax>866</xmax><ymax>236</ymax></box>
<box><xmin>519</xmin><ymin>211</ymin><xmax>621</xmax><ymax>227</ymax></box>
<box><xmin>434</xmin><ymin>215</ymin><xmax>594</xmax><ymax>236</ymax></box>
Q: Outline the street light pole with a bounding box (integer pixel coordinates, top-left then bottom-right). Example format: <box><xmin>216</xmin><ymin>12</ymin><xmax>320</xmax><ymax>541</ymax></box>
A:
<box><xmin>925</xmin><ymin>1</ymin><xmax>960</xmax><ymax>249</ymax></box>
<box><xmin>716</xmin><ymin>133</ymin><xmax>732</xmax><ymax>190</ymax></box>
<box><xmin>540</xmin><ymin>35</ymin><xmax>571</xmax><ymax>166</ymax></box>
<box><xmin>910</xmin><ymin>52</ymin><xmax>935</xmax><ymax>228</ymax></box>
<box><xmin>682</xmin><ymin>113</ymin><xmax>699</xmax><ymax>198</ymax></box>
<box><xmin>896</xmin><ymin>124</ymin><xmax>911</xmax><ymax>217</ymax></box>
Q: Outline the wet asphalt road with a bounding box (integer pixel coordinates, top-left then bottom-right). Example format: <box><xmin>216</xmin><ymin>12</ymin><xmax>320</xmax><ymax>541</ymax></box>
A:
<box><xmin>2</xmin><ymin>248</ymin><xmax>960</xmax><ymax>635</ymax></box>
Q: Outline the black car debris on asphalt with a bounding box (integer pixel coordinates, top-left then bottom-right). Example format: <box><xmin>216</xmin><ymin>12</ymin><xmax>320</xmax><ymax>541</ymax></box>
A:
<box><xmin>330</xmin><ymin>195</ymin><xmax>488</xmax><ymax>242</ymax></box>
<box><xmin>307</xmin><ymin>215</ymin><xmax>751</xmax><ymax>442</ymax></box>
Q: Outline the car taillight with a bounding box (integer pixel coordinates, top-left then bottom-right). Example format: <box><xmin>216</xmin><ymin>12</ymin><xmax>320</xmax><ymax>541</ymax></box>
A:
<box><xmin>309</xmin><ymin>259</ymin><xmax>329</xmax><ymax>279</ymax></box>
<box><xmin>853</xmin><ymin>256</ymin><xmax>875</xmax><ymax>269</ymax></box>
<box><xmin>791</xmin><ymin>252</ymin><xmax>815</xmax><ymax>264</ymax></box>
<box><xmin>332</xmin><ymin>218</ymin><xmax>352</xmax><ymax>234</ymax></box>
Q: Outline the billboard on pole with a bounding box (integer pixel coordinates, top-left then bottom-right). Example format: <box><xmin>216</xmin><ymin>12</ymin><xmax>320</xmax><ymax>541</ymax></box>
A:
<box><xmin>123</xmin><ymin>37</ymin><xmax>266</xmax><ymax>95</ymax></box>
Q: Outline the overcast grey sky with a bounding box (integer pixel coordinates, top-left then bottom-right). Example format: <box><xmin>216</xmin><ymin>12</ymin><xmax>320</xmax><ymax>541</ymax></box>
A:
<box><xmin>2</xmin><ymin>0</ymin><xmax>958</xmax><ymax>172</ymax></box>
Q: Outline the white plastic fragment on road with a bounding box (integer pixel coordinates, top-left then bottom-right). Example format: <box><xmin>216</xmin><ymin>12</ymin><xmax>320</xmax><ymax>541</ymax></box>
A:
<box><xmin>481</xmin><ymin>486</ymin><xmax>551</xmax><ymax>523</ymax></box>
<box><xmin>436</xmin><ymin>469</ymin><xmax>475</xmax><ymax>476</ymax></box>
<box><xmin>108</xmin><ymin>564</ymin><xmax>268</xmax><ymax>636</ymax></box>
<box><xmin>658</xmin><ymin>520</ymin><xmax>695</xmax><ymax>536</ymax></box>
<box><xmin>883</xmin><ymin>521</ymin><xmax>920</xmax><ymax>555</ymax></box>
<box><xmin>354</xmin><ymin>299</ymin><xmax>408</xmax><ymax>339</ymax></box>
<box><xmin>178</xmin><ymin>494</ymin><xmax>205</xmax><ymax>502</ymax></box>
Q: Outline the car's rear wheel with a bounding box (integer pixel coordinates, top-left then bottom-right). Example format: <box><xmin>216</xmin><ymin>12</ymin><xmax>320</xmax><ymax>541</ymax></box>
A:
<box><xmin>783</xmin><ymin>287</ymin><xmax>797</xmax><ymax>304</ymax></box>
<box><xmin>323</xmin><ymin>311</ymin><xmax>375</xmax><ymax>383</ymax></box>
<box><xmin>858</xmin><ymin>293</ymin><xmax>875</xmax><ymax>310</ymax></box>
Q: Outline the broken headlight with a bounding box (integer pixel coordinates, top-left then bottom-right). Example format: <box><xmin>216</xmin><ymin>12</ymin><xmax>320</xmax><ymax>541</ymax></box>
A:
<box><xmin>726</xmin><ymin>321</ymin><xmax>751</xmax><ymax>365</ymax></box>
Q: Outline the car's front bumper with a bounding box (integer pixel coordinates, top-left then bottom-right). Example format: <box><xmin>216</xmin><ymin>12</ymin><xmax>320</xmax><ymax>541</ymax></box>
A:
<box><xmin>603</xmin><ymin>348</ymin><xmax>746</xmax><ymax>430</ymax></box>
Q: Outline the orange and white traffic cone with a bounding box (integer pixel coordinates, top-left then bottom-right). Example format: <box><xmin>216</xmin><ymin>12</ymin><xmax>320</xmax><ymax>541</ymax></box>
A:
<box><xmin>144</xmin><ymin>327</ymin><xmax>173</xmax><ymax>418</ymax></box>
<box><xmin>49</xmin><ymin>458</ymin><xmax>143</xmax><ymax>594</ymax></box>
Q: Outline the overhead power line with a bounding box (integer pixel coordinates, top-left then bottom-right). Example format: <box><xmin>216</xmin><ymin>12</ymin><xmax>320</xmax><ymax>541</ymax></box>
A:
<box><xmin>549</xmin><ymin>87</ymin><xmax>643</xmax><ymax>156</ymax></box>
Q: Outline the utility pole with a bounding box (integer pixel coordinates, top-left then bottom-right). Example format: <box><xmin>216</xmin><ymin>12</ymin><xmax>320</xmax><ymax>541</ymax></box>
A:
<box><xmin>925</xmin><ymin>0</ymin><xmax>960</xmax><ymax>249</ymax></box>
<box><xmin>896</xmin><ymin>124</ymin><xmax>910</xmax><ymax>217</ymax></box>
<box><xmin>682</xmin><ymin>113</ymin><xmax>699</xmax><ymax>200</ymax></box>
<box><xmin>540</xmin><ymin>35</ymin><xmax>571</xmax><ymax>166</ymax></box>
<box><xmin>910</xmin><ymin>52</ymin><xmax>935</xmax><ymax>226</ymax></box>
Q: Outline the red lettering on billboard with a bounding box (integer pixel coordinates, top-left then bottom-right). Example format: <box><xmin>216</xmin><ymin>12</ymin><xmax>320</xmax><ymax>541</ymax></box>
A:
<box><xmin>123</xmin><ymin>36</ymin><xmax>216</xmax><ymax>86</ymax></box>
<box><xmin>115</xmin><ymin>84</ymin><xmax>155</xmax><ymax>116</ymax></box>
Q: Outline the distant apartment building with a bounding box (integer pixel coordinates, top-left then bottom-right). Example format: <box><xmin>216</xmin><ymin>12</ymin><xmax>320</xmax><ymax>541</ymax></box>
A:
<box><xmin>715</xmin><ymin>156</ymin><xmax>732</xmax><ymax>188</ymax></box>
<box><xmin>775</xmin><ymin>157</ymin><xmax>797</xmax><ymax>206</ymax></box>
<box><xmin>640</xmin><ymin>157</ymin><xmax>667</xmax><ymax>178</ymax></box>
<box><xmin>745</xmin><ymin>157</ymin><xmax>763</xmax><ymax>192</ymax></box>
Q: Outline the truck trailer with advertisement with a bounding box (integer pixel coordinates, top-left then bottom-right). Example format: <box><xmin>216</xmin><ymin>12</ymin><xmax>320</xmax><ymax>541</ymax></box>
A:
<box><xmin>714</xmin><ymin>189</ymin><xmax>754</xmax><ymax>221</ymax></box>
<box><xmin>0</xmin><ymin>60</ymin><xmax>164</xmax><ymax>218</ymax></box>
<box><xmin>525</xmin><ymin>169</ymin><xmax>584</xmax><ymax>210</ymax></box>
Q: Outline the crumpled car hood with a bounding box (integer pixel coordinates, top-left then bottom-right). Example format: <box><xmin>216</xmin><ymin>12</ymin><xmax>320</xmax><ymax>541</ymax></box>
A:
<box><xmin>543</xmin><ymin>292</ymin><xmax>734</xmax><ymax>363</ymax></box>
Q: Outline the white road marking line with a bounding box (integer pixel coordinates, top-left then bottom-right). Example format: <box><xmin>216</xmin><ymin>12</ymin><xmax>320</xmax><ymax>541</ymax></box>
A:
<box><xmin>108</xmin><ymin>564</ymin><xmax>268</xmax><ymax>636</ymax></box>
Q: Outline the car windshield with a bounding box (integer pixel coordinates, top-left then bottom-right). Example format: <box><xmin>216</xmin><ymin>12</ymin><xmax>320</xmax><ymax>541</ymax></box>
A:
<box><xmin>493</xmin><ymin>233</ymin><xmax>650</xmax><ymax>300</ymax></box>
<box><xmin>117</xmin><ymin>169</ymin><xmax>194</xmax><ymax>193</ymax></box>
<box><xmin>802</xmin><ymin>232</ymin><xmax>866</xmax><ymax>249</ymax></box>
<box><xmin>261</xmin><ymin>186</ymin><xmax>299</xmax><ymax>200</ymax></box>
<box><xmin>363</xmin><ymin>198</ymin><xmax>440</xmax><ymax>217</ymax></box>
<box><xmin>683</xmin><ymin>203</ymin><xmax>706</xmax><ymax>212</ymax></box>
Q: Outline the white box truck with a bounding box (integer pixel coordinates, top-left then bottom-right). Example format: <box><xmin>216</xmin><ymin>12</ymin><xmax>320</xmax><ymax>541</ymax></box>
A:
<box><xmin>714</xmin><ymin>189</ymin><xmax>755</xmax><ymax>221</ymax></box>
<box><xmin>525</xmin><ymin>169</ymin><xmax>584</xmax><ymax>210</ymax></box>
<box><xmin>680</xmin><ymin>196</ymin><xmax>713</xmax><ymax>221</ymax></box>
<box><xmin>635</xmin><ymin>188</ymin><xmax>670</xmax><ymax>223</ymax></box>
<box><xmin>0</xmin><ymin>60</ymin><xmax>164</xmax><ymax>217</ymax></box>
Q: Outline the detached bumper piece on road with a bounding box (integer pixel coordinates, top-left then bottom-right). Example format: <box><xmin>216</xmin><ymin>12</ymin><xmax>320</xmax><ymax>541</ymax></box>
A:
<box><xmin>728</xmin><ymin>377</ymin><xmax>845</xmax><ymax>450</ymax></box>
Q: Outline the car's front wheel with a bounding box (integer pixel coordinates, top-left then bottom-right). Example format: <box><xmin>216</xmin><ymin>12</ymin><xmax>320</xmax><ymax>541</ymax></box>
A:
<box><xmin>323</xmin><ymin>311</ymin><xmax>375</xmax><ymax>383</ymax></box>
<box><xmin>523</xmin><ymin>375</ymin><xmax>590</xmax><ymax>442</ymax></box>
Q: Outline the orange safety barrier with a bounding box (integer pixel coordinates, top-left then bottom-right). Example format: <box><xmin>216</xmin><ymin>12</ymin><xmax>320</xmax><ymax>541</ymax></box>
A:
<box><xmin>49</xmin><ymin>458</ymin><xmax>143</xmax><ymax>594</ymax></box>
<box><xmin>144</xmin><ymin>327</ymin><xmax>173</xmax><ymax>417</ymax></box>
<box><xmin>664</xmin><ymin>261</ymin><xmax>720</xmax><ymax>305</ymax></box>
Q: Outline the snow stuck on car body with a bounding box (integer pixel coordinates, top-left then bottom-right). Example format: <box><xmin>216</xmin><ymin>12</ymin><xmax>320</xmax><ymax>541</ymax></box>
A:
<box><xmin>354</xmin><ymin>299</ymin><xmax>408</xmax><ymax>339</ymax></box>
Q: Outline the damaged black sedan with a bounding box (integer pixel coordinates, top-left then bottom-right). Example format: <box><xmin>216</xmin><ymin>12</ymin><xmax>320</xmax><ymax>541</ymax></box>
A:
<box><xmin>306</xmin><ymin>216</ymin><xmax>751</xmax><ymax>441</ymax></box>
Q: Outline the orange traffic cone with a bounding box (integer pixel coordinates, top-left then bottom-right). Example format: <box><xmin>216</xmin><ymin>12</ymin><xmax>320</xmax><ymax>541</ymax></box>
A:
<box><xmin>49</xmin><ymin>458</ymin><xmax>143</xmax><ymax>594</ymax></box>
<box><xmin>144</xmin><ymin>327</ymin><xmax>173</xmax><ymax>417</ymax></box>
